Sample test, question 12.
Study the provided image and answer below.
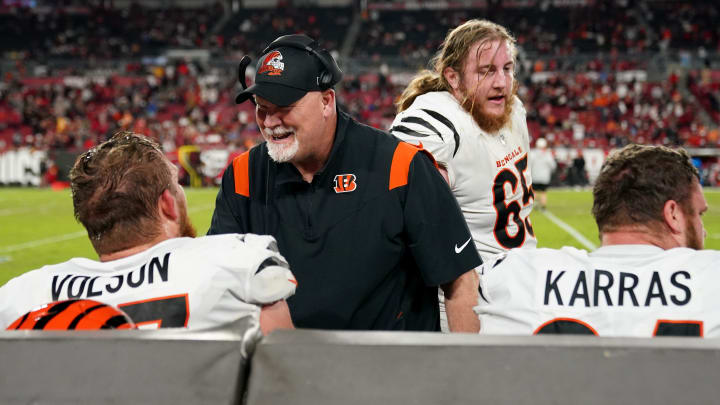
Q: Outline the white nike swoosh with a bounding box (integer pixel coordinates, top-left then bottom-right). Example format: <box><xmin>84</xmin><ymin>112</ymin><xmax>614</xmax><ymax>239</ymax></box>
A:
<box><xmin>454</xmin><ymin>237</ymin><xmax>472</xmax><ymax>254</ymax></box>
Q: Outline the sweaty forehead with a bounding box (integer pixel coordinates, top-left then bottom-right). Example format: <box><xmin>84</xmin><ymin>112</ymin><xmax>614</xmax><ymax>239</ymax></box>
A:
<box><xmin>468</xmin><ymin>39</ymin><xmax>512</xmax><ymax>67</ymax></box>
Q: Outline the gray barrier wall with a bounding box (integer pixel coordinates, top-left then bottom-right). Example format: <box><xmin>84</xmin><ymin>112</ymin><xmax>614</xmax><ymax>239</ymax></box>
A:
<box><xmin>0</xmin><ymin>316</ymin><xmax>260</xmax><ymax>405</ymax></box>
<box><xmin>3</xmin><ymin>323</ymin><xmax>720</xmax><ymax>404</ymax></box>
<box><xmin>247</xmin><ymin>330</ymin><xmax>720</xmax><ymax>405</ymax></box>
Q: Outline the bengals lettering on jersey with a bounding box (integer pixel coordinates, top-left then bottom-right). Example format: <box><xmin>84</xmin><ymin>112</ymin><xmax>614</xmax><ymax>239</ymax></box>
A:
<box><xmin>390</xmin><ymin>92</ymin><xmax>536</xmax><ymax>261</ymax></box>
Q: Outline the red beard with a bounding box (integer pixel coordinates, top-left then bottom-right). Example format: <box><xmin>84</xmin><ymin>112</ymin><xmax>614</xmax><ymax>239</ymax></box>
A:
<box><xmin>460</xmin><ymin>80</ymin><xmax>518</xmax><ymax>133</ymax></box>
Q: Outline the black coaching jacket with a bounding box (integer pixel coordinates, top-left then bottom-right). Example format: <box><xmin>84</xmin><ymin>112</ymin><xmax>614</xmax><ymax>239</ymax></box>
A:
<box><xmin>208</xmin><ymin>111</ymin><xmax>481</xmax><ymax>330</ymax></box>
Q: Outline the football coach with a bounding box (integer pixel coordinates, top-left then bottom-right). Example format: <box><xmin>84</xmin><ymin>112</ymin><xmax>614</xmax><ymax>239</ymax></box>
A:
<box><xmin>208</xmin><ymin>34</ymin><xmax>481</xmax><ymax>332</ymax></box>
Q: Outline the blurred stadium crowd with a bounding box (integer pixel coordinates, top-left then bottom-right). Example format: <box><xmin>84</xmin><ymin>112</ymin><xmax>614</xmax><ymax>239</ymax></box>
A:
<box><xmin>0</xmin><ymin>0</ymin><xmax>719</xmax><ymax>185</ymax></box>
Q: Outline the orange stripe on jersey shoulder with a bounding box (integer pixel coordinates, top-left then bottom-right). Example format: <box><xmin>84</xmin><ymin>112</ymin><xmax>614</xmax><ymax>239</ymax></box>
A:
<box><xmin>232</xmin><ymin>151</ymin><xmax>250</xmax><ymax>197</ymax></box>
<box><xmin>389</xmin><ymin>142</ymin><xmax>438</xmax><ymax>190</ymax></box>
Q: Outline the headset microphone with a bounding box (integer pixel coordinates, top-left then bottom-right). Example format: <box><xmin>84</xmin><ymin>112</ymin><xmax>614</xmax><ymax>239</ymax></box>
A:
<box><xmin>237</xmin><ymin>55</ymin><xmax>256</xmax><ymax>105</ymax></box>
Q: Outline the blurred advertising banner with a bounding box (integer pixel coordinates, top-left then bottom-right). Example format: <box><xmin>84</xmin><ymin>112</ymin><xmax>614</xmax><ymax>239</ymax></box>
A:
<box><xmin>0</xmin><ymin>147</ymin><xmax>235</xmax><ymax>188</ymax></box>
<box><xmin>176</xmin><ymin>147</ymin><xmax>231</xmax><ymax>187</ymax></box>
<box><xmin>53</xmin><ymin>150</ymin><xmax>82</xmax><ymax>182</ymax></box>
<box><xmin>2</xmin><ymin>146</ymin><xmax>716</xmax><ymax>188</ymax></box>
<box><xmin>0</xmin><ymin>148</ymin><xmax>47</xmax><ymax>186</ymax></box>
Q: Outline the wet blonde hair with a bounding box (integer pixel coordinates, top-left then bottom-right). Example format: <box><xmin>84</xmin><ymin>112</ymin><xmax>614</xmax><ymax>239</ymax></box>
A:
<box><xmin>71</xmin><ymin>131</ymin><xmax>173</xmax><ymax>255</ymax></box>
<box><xmin>396</xmin><ymin>19</ymin><xmax>517</xmax><ymax>113</ymax></box>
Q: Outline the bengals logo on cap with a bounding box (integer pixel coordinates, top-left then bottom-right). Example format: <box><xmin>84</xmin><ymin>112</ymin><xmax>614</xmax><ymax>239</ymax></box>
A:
<box><xmin>258</xmin><ymin>50</ymin><xmax>285</xmax><ymax>76</ymax></box>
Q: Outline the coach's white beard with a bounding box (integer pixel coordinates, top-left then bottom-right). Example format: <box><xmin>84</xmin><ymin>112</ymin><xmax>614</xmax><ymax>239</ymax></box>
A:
<box><xmin>263</xmin><ymin>126</ymin><xmax>300</xmax><ymax>163</ymax></box>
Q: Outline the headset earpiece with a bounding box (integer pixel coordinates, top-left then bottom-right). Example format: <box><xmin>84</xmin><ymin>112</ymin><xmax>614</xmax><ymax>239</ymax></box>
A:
<box><xmin>319</xmin><ymin>70</ymin><xmax>332</xmax><ymax>88</ymax></box>
<box><xmin>314</xmin><ymin>48</ymin><xmax>337</xmax><ymax>89</ymax></box>
<box><xmin>237</xmin><ymin>55</ymin><xmax>256</xmax><ymax>105</ymax></box>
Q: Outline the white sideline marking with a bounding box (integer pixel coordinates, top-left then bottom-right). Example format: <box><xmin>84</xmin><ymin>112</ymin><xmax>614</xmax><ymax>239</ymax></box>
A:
<box><xmin>0</xmin><ymin>231</ymin><xmax>87</xmax><ymax>253</ymax></box>
<box><xmin>0</xmin><ymin>204</ymin><xmax>60</xmax><ymax>216</ymax></box>
<box><xmin>0</xmin><ymin>204</ymin><xmax>215</xmax><ymax>254</ymax></box>
<box><xmin>541</xmin><ymin>210</ymin><xmax>597</xmax><ymax>250</ymax></box>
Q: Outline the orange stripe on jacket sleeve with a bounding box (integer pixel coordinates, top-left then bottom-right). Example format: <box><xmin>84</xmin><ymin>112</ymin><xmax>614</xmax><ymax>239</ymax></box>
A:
<box><xmin>389</xmin><ymin>142</ymin><xmax>419</xmax><ymax>190</ymax></box>
<box><xmin>232</xmin><ymin>151</ymin><xmax>250</xmax><ymax>197</ymax></box>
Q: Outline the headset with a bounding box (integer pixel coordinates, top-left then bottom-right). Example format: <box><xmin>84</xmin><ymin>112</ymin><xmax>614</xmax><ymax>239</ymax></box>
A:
<box><xmin>238</xmin><ymin>34</ymin><xmax>344</xmax><ymax>105</ymax></box>
<box><xmin>237</xmin><ymin>55</ymin><xmax>255</xmax><ymax>104</ymax></box>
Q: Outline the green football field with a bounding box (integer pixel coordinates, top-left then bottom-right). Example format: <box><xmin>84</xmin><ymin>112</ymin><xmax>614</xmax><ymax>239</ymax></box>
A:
<box><xmin>1</xmin><ymin>187</ymin><xmax>719</xmax><ymax>287</ymax></box>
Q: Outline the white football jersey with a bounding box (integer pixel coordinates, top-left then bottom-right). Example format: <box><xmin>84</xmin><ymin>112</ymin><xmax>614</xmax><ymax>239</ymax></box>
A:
<box><xmin>476</xmin><ymin>245</ymin><xmax>720</xmax><ymax>337</ymax></box>
<box><xmin>0</xmin><ymin>234</ymin><xmax>296</xmax><ymax>330</ymax></box>
<box><xmin>391</xmin><ymin>91</ymin><xmax>536</xmax><ymax>261</ymax></box>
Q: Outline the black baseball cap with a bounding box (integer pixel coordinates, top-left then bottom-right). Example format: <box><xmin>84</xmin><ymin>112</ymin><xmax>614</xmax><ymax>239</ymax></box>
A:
<box><xmin>236</xmin><ymin>46</ymin><xmax>326</xmax><ymax>107</ymax></box>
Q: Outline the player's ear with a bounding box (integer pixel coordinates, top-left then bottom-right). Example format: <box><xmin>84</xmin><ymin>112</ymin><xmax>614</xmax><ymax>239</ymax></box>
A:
<box><xmin>320</xmin><ymin>89</ymin><xmax>335</xmax><ymax>118</ymax></box>
<box><xmin>443</xmin><ymin>67</ymin><xmax>460</xmax><ymax>92</ymax></box>
<box><xmin>662</xmin><ymin>199</ymin><xmax>684</xmax><ymax>235</ymax></box>
<box><xmin>158</xmin><ymin>189</ymin><xmax>179</xmax><ymax>221</ymax></box>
